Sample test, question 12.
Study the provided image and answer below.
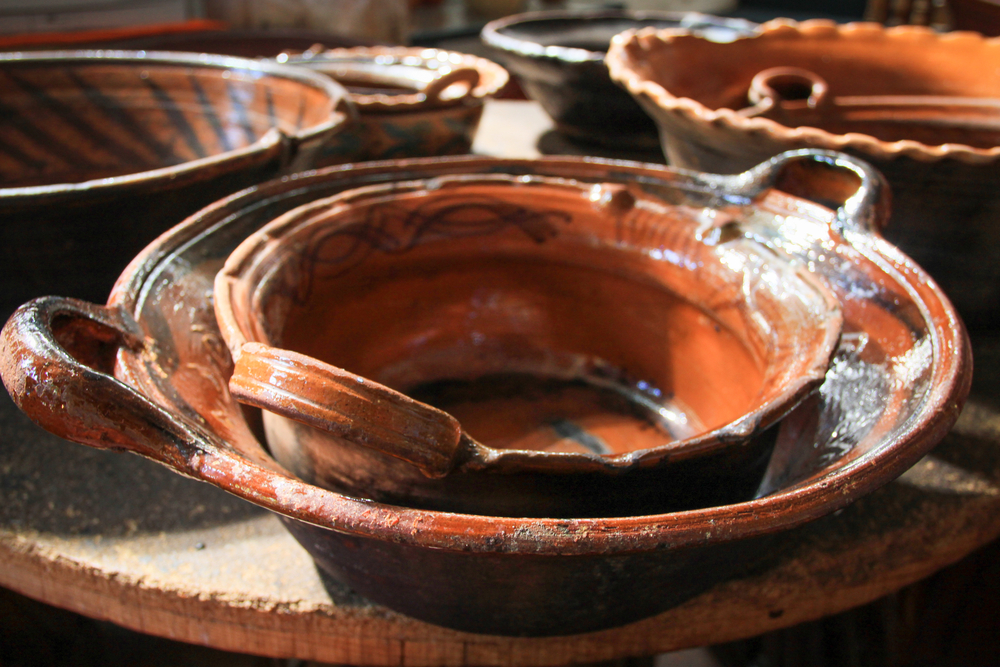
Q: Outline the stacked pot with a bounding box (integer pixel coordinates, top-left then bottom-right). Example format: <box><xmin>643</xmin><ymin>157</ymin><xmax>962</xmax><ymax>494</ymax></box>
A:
<box><xmin>0</xmin><ymin>17</ymin><xmax>975</xmax><ymax>638</ymax></box>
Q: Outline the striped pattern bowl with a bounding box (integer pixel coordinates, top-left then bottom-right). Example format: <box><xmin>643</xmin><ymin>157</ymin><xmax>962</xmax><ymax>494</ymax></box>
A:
<box><xmin>0</xmin><ymin>50</ymin><xmax>350</xmax><ymax>315</ymax></box>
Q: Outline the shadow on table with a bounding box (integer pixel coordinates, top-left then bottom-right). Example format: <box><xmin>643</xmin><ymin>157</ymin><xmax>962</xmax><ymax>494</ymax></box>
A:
<box><xmin>0</xmin><ymin>391</ymin><xmax>266</xmax><ymax>538</ymax></box>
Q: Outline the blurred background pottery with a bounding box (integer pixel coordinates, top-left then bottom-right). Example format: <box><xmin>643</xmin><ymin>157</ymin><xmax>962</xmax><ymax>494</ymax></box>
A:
<box><xmin>950</xmin><ymin>0</ymin><xmax>1000</xmax><ymax>35</ymax></box>
<box><xmin>214</xmin><ymin>174</ymin><xmax>842</xmax><ymax>518</ymax></box>
<box><xmin>278</xmin><ymin>46</ymin><xmax>508</xmax><ymax>163</ymax></box>
<box><xmin>481</xmin><ymin>9</ymin><xmax>757</xmax><ymax>150</ymax></box>
<box><xmin>606</xmin><ymin>19</ymin><xmax>1000</xmax><ymax>327</ymax></box>
<box><xmin>0</xmin><ymin>150</ymin><xmax>970</xmax><ymax>635</ymax></box>
<box><xmin>0</xmin><ymin>50</ymin><xmax>350</xmax><ymax>317</ymax></box>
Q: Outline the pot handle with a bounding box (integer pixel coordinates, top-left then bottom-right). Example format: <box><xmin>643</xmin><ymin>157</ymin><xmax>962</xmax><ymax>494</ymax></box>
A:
<box><xmin>740</xmin><ymin>67</ymin><xmax>831</xmax><ymax>121</ymax></box>
<box><xmin>422</xmin><ymin>67</ymin><xmax>481</xmax><ymax>103</ymax></box>
<box><xmin>229</xmin><ymin>342</ymin><xmax>464</xmax><ymax>479</ymax></box>
<box><xmin>725</xmin><ymin>149</ymin><xmax>891</xmax><ymax>237</ymax></box>
<box><xmin>0</xmin><ymin>296</ymin><xmax>208</xmax><ymax>474</ymax></box>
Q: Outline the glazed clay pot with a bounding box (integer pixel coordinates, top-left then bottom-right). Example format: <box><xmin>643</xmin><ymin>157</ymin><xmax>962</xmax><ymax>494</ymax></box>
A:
<box><xmin>481</xmin><ymin>10</ymin><xmax>756</xmax><ymax>149</ymax></box>
<box><xmin>0</xmin><ymin>152</ymin><xmax>971</xmax><ymax>636</ymax></box>
<box><xmin>214</xmin><ymin>174</ymin><xmax>842</xmax><ymax>518</ymax></box>
<box><xmin>278</xmin><ymin>46</ymin><xmax>508</xmax><ymax>163</ymax></box>
<box><xmin>0</xmin><ymin>51</ymin><xmax>350</xmax><ymax>317</ymax></box>
<box><xmin>606</xmin><ymin>20</ymin><xmax>1000</xmax><ymax>326</ymax></box>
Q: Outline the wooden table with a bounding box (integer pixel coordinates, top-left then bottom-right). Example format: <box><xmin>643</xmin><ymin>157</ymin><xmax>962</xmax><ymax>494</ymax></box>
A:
<box><xmin>3</xmin><ymin>101</ymin><xmax>1000</xmax><ymax>666</ymax></box>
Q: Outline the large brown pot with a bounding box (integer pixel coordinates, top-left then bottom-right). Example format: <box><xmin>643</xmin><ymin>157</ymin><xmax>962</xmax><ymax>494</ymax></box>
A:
<box><xmin>0</xmin><ymin>152</ymin><xmax>970</xmax><ymax>636</ymax></box>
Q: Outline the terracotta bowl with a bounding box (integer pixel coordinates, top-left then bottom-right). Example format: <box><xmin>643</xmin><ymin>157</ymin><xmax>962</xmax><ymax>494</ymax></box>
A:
<box><xmin>481</xmin><ymin>9</ymin><xmax>756</xmax><ymax>149</ymax></box>
<box><xmin>214</xmin><ymin>174</ymin><xmax>842</xmax><ymax>518</ymax></box>
<box><xmin>606</xmin><ymin>20</ymin><xmax>1000</xmax><ymax>326</ymax></box>
<box><xmin>0</xmin><ymin>50</ymin><xmax>350</xmax><ymax>316</ymax></box>
<box><xmin>277</xmin><ymin>46</ymin><xmax>508</xmax><ymax>163</ymax></box>
<box><xmin>0</xmin><ymin>151</ymin><xmax>970</xmax><ymax>636</ymax></box>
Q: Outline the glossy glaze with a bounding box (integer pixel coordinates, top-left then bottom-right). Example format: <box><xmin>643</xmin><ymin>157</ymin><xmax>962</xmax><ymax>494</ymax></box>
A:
<box><xmin>0</xmin><ymin>50</ymin><xmax>349</xmax><ymax>316</ymax></box>
<box><xmin>215</xmin><ymin>174</ymin><xmax>841</xmax><ymax>517</ymax></box>
<box><xmin>481</xmin><ymin>10</ymin><xmax>756</xmax><ymax>148</ymax></box>
<box><xmin>278</xmin><ymin>47</ymin><xmax>508</xmax><ymax>163</ymax></box>
<box><xmin>606</xmin><ymin>20</ymin><xmax>1000</xmax><ymax>326</ymax></box>
<box><xmin>0</xmin><ymin>152</ymin><xmax>970</xmax><ymax>636</ymax></box>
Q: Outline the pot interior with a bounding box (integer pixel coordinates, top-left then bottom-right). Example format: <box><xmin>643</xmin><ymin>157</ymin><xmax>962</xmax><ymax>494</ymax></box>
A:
<box><xmin>0</xmin><ymin>59</ymin><xmax>333</xmax><ymax>188</ymax></box>
<box><xmin>635</xmin><ymin>29</ymin><xmax>1000</xmax><ymax>148</ymax></box>
<box><xmin>240</xmin><ymin>179</ymin><xmax>826</xmax><ymax>458</ymax></box>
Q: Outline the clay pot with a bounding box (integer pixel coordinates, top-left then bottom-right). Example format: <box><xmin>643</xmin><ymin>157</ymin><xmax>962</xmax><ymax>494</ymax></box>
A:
<box><xmin>277</xmin><ymin>46</ymin><xmax>508</xmax><ymax>163</ymax></box>
<box><xmin>0</xmin><ymin>152</ymin><xmax>970</xmax><ymax>636</ymax></box>
<box><xmin>950</xmin><ymin>0</ymin><xmax>1000</xmax><ymax>36</ymax></box>
<box><xmin>481</xmin><ymin>10</ymin><xmax>756</xmax><ymax>149</ymax></box>
<box><xmin>214</xmin><ymin>174</ymin><xmax>842</xmax><ymax>518</ymax></box>
<box><xmin>605</xmin><ymin>20</ymin><xmax>1000</xmax><ymax>326</ymax></box>
<box><xmin>0</xmin><ymin>50</ymin><xmax>350</xmax><ymax>317</ymax></box>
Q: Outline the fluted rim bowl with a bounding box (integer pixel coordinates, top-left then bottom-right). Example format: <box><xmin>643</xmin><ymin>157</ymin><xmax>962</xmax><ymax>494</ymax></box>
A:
<box><xmin>0</xmin><ymin>150</ymin><xmax>969</xmax><ymax>552</ymax></box>
<box><xmin>605</xmin><ymin>19</ymin><xmax>1000</xmax><ymax>164</ymax></box>
<box><xmin>276</xmin><ymin>46</ymin><xmax>509</xmax><ymax>113</ymax></box>
<box><xmin>214</xmin><ymin>172</ymin><xmax>842</xmax><ymax>490</ymax></box>
<box><xmin>0</xmin><ymin>50</ymin><xmax>351</xmax><ymax>201</ymax></box>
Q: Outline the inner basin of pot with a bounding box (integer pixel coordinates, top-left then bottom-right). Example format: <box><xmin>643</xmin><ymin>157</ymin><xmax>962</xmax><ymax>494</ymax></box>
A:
<box><xmin>248</xmin><ymin>179</ymin><xmax>810</xmax><ymax>462</ymax></box>
<box><xmin>276</xmin><ymin>251</ymin><xmax>766</xmax><ymax>455</ymax></box>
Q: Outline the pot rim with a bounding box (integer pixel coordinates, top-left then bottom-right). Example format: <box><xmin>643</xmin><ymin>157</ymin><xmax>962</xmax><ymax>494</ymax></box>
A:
<box><xmin>84</xmin><ymin>154</ymin><xmax>968</xmax><ymax>556</ymax></box>
<box><xmin>606</xmin><ymin>19</ymin><xmax>1000</xmax><ymax>164</ymax></box>
<box><xmin>277</xmin><ymin>45</ymin><xmax>508</xmax><ymax>111</ymax></box>
<box><xmin>0</xmin><ymin>49</ymin><xmax>351</xmax><ymax>200</ymax></box>
<box><xmin>481</xmin><ymin>9</ymin><xmax>757</xmax><ymax>64</ymax></box>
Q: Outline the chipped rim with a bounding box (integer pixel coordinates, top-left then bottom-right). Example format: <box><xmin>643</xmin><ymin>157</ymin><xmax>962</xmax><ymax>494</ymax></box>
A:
<box><xmin>606</xmin><ymin>19</ymin><xmax>1000</xmax><ymax>164</ymax></box>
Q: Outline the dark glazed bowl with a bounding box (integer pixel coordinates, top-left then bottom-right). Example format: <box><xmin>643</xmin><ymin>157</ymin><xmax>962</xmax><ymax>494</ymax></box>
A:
<box><xmin>214</xmin><ymin>174</ymin><xmax>841</xmax><ymax>518</ymax></box>
<box><xmin>277</xmin><ymin>46</ymin><xmax>508</xmax><ymax>163</ymax></box>
<box><xmin>0</xmin><ymin>50</ymin><xmax>350</xmax><ymax>316</ymax></box>
<box><xmin>0</xmin><ymin>151</ymin><xmax>971</xmax><ymax>636</ymax></box>
<box><xmin>606</xmin><ymin>20</ymin><xmax>1000</xmax><ymax>326</ymax></box>
<box><xmin>950</xmin><ymin>0</ymin><xmax>1000</xmax><ymax>36</ymax></box>
<box><xmin>481</xmin><ymin>10</ymin><xmax>756</xmax><ymax>149</ymax></box>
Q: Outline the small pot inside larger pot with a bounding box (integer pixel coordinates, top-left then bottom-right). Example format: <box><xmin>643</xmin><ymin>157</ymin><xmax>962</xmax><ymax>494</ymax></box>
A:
<box><xmin>215</xmin><ymin>174</ymin><xmax>841</xmax><ymax>518</ymax></box>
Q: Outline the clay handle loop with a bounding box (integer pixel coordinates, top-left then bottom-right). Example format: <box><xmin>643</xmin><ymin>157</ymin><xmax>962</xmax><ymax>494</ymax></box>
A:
<box><xmin>422</xmin><ymin>67</ymin><xmax>481</xmax><ymax>104</ymax></box>
<box><xmin>229</xmin><ymin>342</ymin><xmax>464</xmax><ymax>479</ymax></box>
<box><xmin>743</xmin><ymin>67</ymin><xmax>830</xmax><ymax>120</ymax></box>
<box><xmin>739</xmin><ymin>149</ymin><xmax>891</xmax><ymax>237</ymax></box>
<box><xmin>0</xmin><ymin>297</ymin><xmax>208</xmax><ymax>473</ymax></box>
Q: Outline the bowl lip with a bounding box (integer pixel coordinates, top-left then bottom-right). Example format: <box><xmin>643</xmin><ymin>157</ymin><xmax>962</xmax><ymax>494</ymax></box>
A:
<box><xmin>109</xmin><ymin>154</ymin><xmax>969</xmax><ymax>556</ymax></box>
<box><xmin>0</xmin><ymin>49</ymin><xmax>351</xmax><ymax>200</ymax></box>
<box><xmin>481</xmin><ymin>8</ymin><xmax>758</xmax><ymax>64</ymax></box>
<box><xmin>605</xmin><ymin>18</ymin><xmax>1000</xmax><ymax>163</ymax></box>
<box><xmin>275</xmin><ymin>45</ymin><xmax>509</xmax><ymax>111</ymax></box>
<box><xmin>214</xmin><ymin>172</ymin><xmax>844</xmax><ymax>474</ymax></box>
